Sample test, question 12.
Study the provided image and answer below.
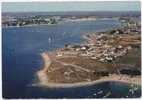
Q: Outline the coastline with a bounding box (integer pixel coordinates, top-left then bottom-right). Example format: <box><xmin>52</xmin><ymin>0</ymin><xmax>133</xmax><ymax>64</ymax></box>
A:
<box><xmin>37</xmin><ymin>69</ymin><xmax>141</xmax><ymax>88</ymax></box>
<box><xmin>36</xmin><ymin>53</ymin><xmax>141</xmax><ymax>88</ymax></box>
<box><xmin>63</xmin><ymin>18</ymin><xmax>97</xmax><ymax>22</ymax></box>
<box><xmin>2</xmin><ymin>18</ymin><xmax>112</xmax><ymax>28</ymax></box>
<box><xmin>2</xmin><ymin>23</ymin><xmax>59</xmax><ymax>28</ymax></box>
<box><xmin>35</xmin><ymin>17</ymin><xmax>141</xmax><ymax>89</ymax></box>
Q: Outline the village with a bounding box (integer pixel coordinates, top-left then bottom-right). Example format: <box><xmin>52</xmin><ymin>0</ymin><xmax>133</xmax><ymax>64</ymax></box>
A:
<box><xmin>55</xmin><ymin>17</ymin><xmax>141</xmax><ymax>63</ymax></box>
<box><xmin>37</xmin><ymin>16</ymin><xmax>141</xmax><ymax>86</ymax></box>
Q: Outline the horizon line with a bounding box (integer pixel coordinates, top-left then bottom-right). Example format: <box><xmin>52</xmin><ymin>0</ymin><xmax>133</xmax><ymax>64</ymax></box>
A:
<box><xmin>2</xmin><ymin>10</ymin><xmax>141</xmax><ymax>13</ymax></box>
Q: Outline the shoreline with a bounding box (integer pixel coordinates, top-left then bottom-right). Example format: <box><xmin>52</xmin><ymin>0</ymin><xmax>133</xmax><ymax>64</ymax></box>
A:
<box><xmin>2</xmin><ymin>23</ymin><xmax>58</xmax><ymax>28</ymax></box>
<box><xmin>37</xmin><ymin>69</ymin><xmax>141</xmax><ymax>88</ymax></box>
<box><xmin>63</xmin><ymin>18</ymin><xmax>97</xmax><ymax>22</ymax></box>
<box><xmin>35</xmin><ymin>17</ymin><xmax>141</xmax><ymax>88</ymax></box>
<box><xmin>36</xmin><ymin>53</ymin><xmax>141</xmax><ymax>88</ymax></box>
<box><xmin>2</xmin><ymin>18</ymin><xmax>114</xmax><ymax>28</ymax></box>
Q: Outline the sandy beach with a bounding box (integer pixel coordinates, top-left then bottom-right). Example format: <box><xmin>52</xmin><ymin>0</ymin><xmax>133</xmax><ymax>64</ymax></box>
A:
<box><xmin>36</xmin><ymin>53</ymin><xmax>141</xmax><ymax>88</ymax></box>
<box><xmin>37</xmin><ymin>70</ymin><xmax>141</xmax><ymax>88</ymax></box>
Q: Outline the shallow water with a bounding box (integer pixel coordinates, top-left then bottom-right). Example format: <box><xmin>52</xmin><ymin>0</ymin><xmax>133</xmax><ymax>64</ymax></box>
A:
<box><xmin>2</xmin><ymin>19</ymin><xmax>141</xmax><ymax>98</ymax></box>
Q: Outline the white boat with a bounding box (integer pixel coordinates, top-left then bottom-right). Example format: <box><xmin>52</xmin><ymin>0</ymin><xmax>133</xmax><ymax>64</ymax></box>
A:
<box><xmin>48</xmin><ymin>37</ymin><xmax>52</xmax><ymax>43</ymax></box>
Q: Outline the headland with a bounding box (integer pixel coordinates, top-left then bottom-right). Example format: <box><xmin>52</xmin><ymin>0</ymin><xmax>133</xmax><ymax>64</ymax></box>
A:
<box><xmin>37</xmin><ymin>17</ymin><xmax>141</xmax><ymax>88</ymax></box>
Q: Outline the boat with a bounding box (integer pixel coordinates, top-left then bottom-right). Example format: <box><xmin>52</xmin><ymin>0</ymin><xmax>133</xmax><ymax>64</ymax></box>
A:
<box><xmin>48</xmin><ymin>37</ymin><xmax>52</xmax><ymax>43</ymax></box>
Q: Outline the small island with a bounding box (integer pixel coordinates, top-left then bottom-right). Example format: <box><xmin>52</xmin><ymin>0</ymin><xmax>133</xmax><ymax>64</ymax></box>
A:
<box><xmin>37</xmin><ymin>17</ymin><xmax>141</xmax><ymax>88</ymax></box>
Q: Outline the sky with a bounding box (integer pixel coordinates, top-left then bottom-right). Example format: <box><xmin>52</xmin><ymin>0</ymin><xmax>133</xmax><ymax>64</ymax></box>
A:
<box><xmin>2</xmin><ymin>1</ymin><xmax>141</xmax><ymax>12</ymax></box>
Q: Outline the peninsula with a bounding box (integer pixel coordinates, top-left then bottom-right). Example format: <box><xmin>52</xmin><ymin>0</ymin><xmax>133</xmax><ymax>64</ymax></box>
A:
<box><xmin>37</xmin><ymin>17</ymin><xmax>141</xmax><ymax>88</ymax></box>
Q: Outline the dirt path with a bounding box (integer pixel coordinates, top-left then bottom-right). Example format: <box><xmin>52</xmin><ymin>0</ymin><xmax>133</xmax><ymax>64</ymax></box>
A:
<box><xmin>37</xmin><ymin>53</ymin><xmax>141</xmax><ymax>88</ymax></box>
<box><xmin>53</xmin><ymin>59</ymin><xmax>91</xmax><ymax>73</ymax></box>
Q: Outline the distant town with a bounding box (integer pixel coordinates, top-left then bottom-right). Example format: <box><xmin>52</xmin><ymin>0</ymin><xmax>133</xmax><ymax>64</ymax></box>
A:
<box><xmin>2</xmin><ymin>11</ymin><xmax>140</xmax><ymax>27</ymax></box>
<box><xmin>2</xmin><ymin>14</ymin><xmax>98</xmax><ymax>27</ymax></box>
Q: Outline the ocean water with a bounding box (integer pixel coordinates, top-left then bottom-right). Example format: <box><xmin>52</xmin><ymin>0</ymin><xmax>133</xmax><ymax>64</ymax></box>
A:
<box><xmin>2</xmin><ymin>19</ymin><xmax>141</xmax><ymax>98</ymax></box>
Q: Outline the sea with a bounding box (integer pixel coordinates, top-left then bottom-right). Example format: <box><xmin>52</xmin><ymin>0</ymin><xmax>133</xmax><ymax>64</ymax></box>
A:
<box><xmin>2</xmin><ymin>18</ymin><xmax>141</xmax><ymax>98</ymax></box>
